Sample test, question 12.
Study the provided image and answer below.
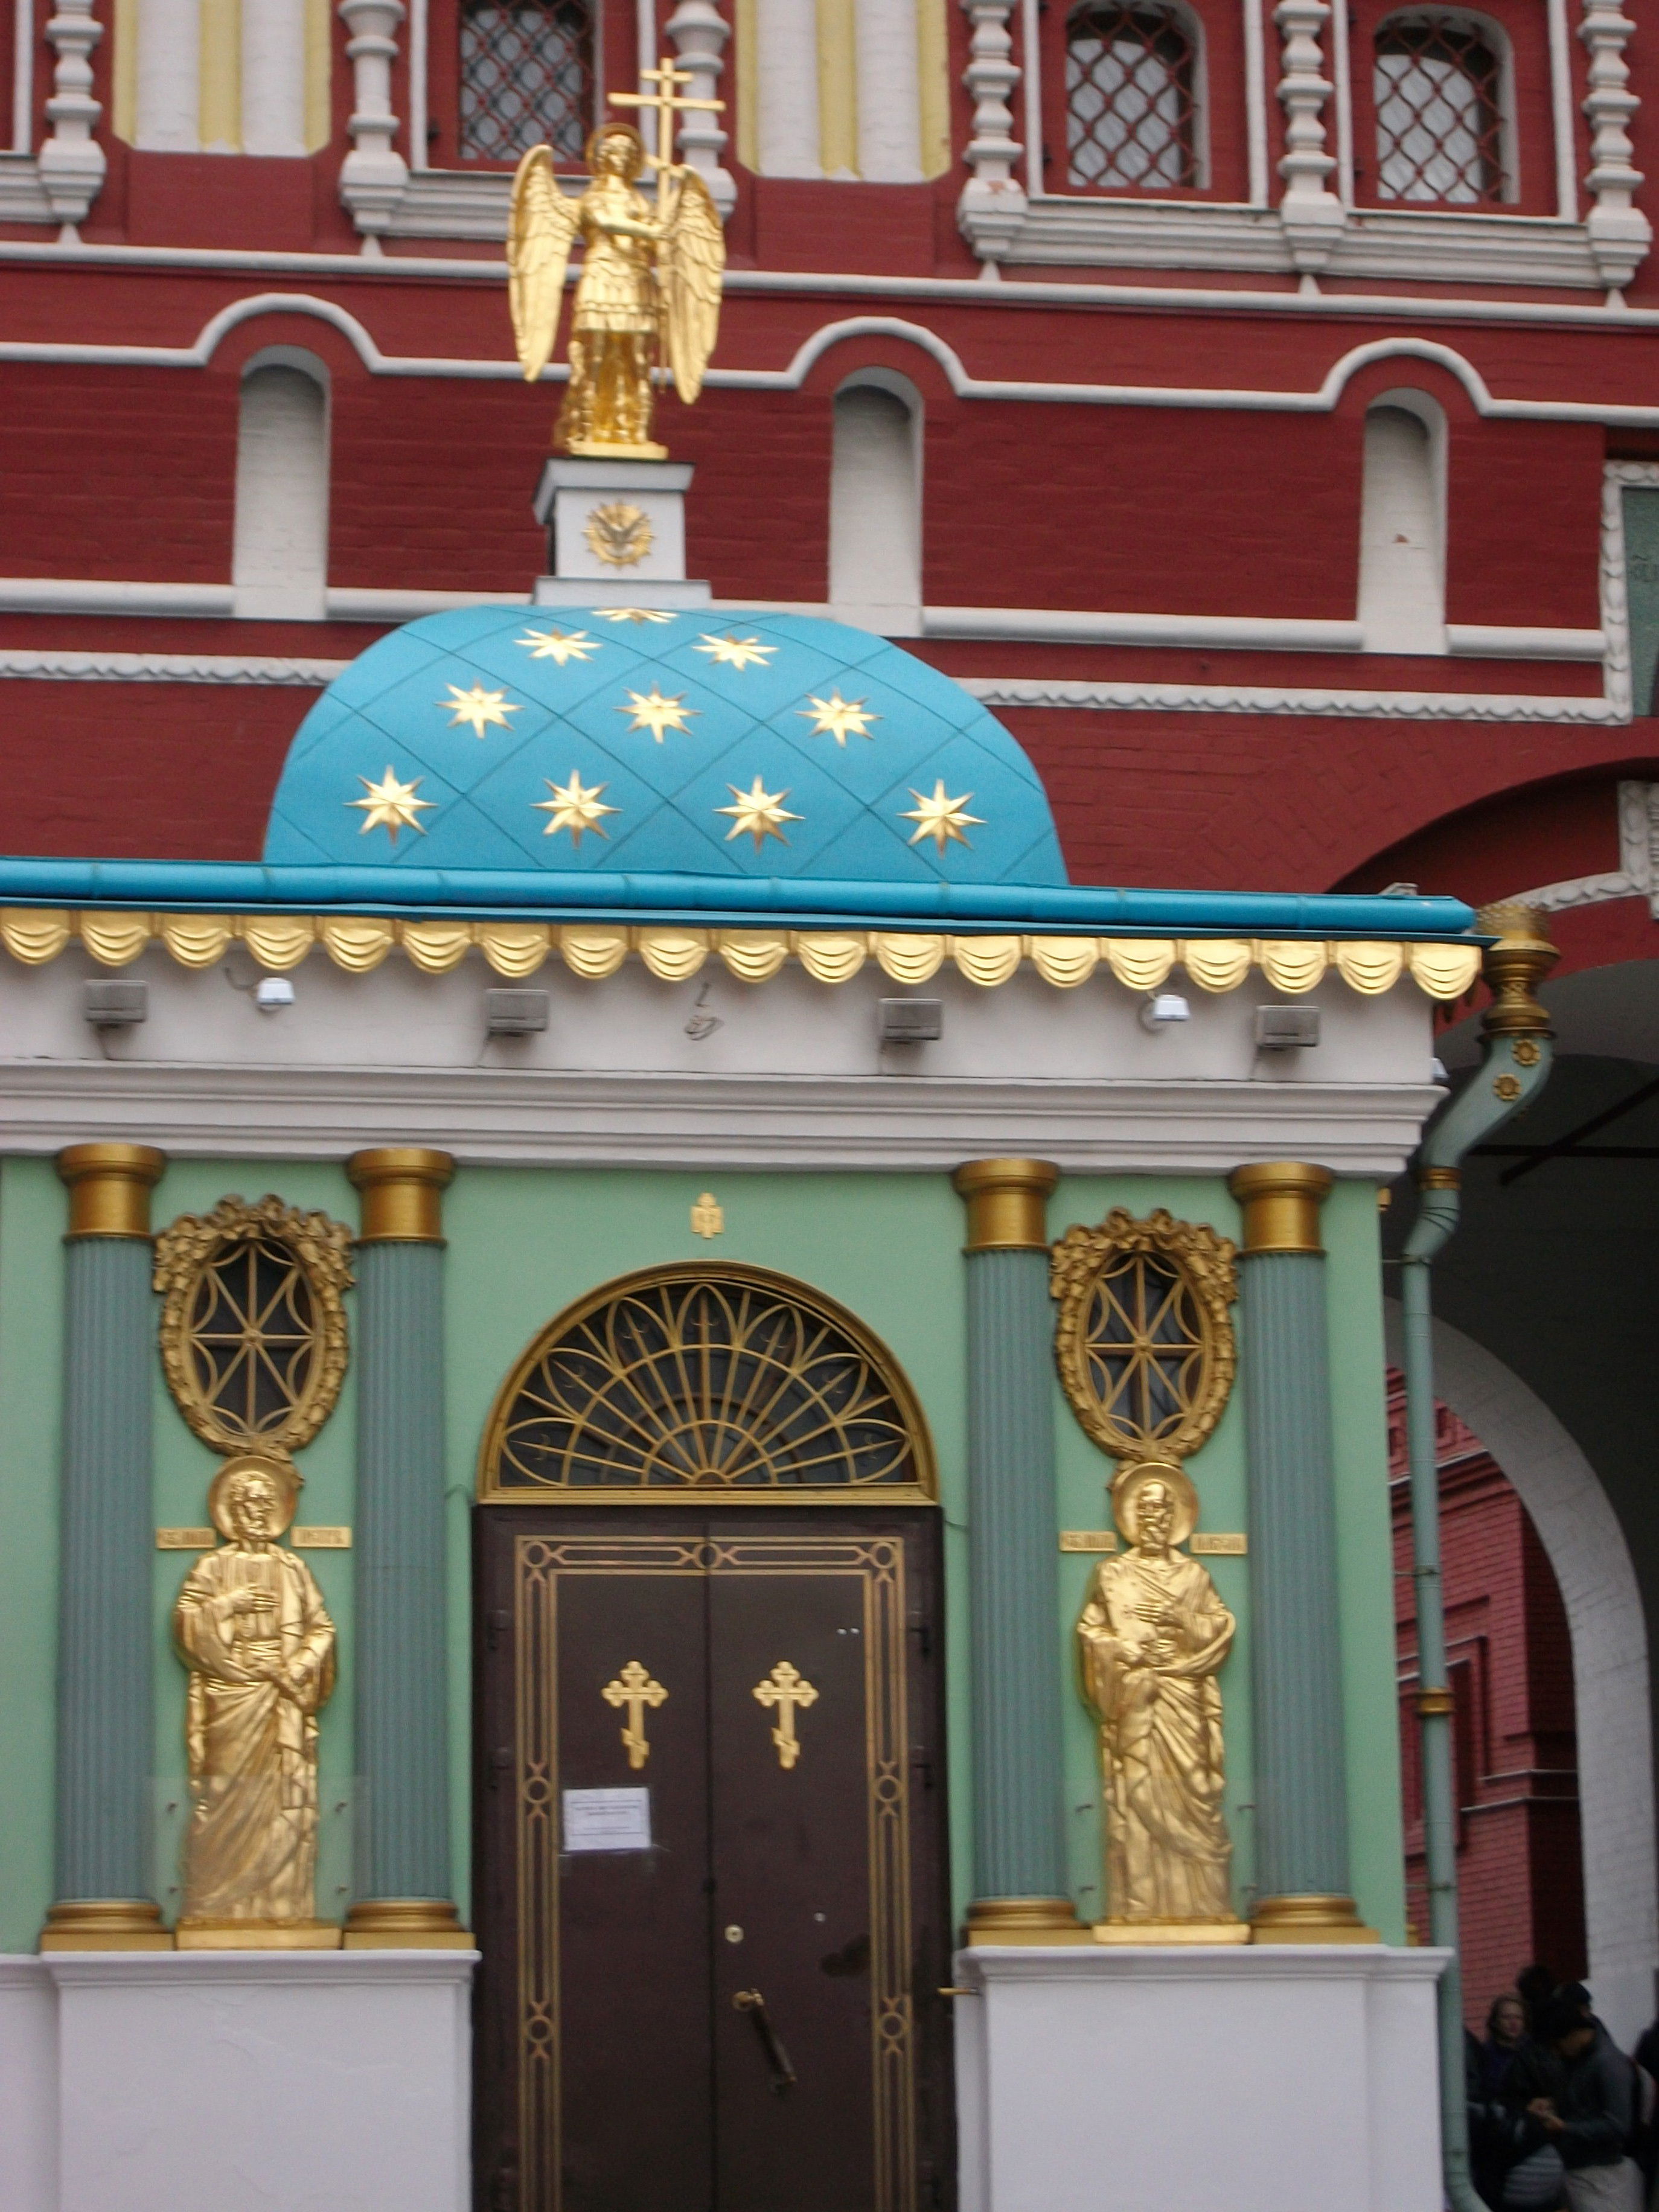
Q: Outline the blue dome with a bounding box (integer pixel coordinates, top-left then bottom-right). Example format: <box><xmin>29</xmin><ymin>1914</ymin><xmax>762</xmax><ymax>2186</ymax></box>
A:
<box><xmin>264</xmin><ymin>606</ymin><xmax>1068</xmax><ymax>888</ymax></box>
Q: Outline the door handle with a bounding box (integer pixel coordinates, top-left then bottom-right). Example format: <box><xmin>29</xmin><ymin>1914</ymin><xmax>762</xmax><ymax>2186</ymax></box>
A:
<box><xmin>732</xmin><ymin>1988</ymin><xmax>797</xmax><ymax>2093</ymax></box>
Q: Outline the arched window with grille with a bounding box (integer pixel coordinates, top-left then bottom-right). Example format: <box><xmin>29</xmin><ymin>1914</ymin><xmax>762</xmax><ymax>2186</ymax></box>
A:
<box><xmin>1065</xmin><ymin>2</ymin><xmax>1202</xmax><ymax>193</ymax></box>
<box><xmin>1372</xmin><ymin>10</ymin><xmax>1510</xmax><ymax>204</ymax></box>
<box><xmin>458</xmin><ymin>0</ymin><xmax>595</xmax><ymax>163</ymax></box>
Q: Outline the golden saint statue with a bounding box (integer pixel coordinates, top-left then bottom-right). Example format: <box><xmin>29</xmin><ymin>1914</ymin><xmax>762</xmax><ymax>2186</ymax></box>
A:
<box><xmin>1076</xmin><ymin>1460</ymin><xmax>1245</xmax><ymax>1941</ymax></box>
<box><xmin>173</xmin><ymin>1452</ymin><xmax>337</xmax><ymax>1945</ymax></box>
<box><xmin>508</xmin><ymin>57</ymin><xmax>725</xmax><ymax>459</ymax></box>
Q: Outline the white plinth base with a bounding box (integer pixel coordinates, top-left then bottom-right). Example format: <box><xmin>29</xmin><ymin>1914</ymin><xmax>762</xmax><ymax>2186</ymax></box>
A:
<box><xmin>532</xmin><ymin>456</ymin><xmax>705</xmax><ymax>597</ymax></box>
<box><xmin>0</xmin><ymin>1949</ymin><xmax>476</xmax><ymax>2212</ymax></box>
<box><xmin>531</xmin><ymin>574</ymin><xmax>712</xmax><ymax>607</ymax></box>
<box><xmin>954</xmin><ymin>1943</ymin><xmax>1449</xmax><ymax>2212</ymax></box>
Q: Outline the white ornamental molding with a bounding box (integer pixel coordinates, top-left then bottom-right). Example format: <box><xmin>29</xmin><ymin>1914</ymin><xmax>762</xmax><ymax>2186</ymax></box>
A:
<box><xmin>666</xmin><ymin>0</ymin><xmax>736</xmax><ymax>216</ymax></box>
<box><xmin>1274</xmin><ymin>0</ymin><xmax>1345</xmax><ymax>280</ymax></box>
<box><xmin>958</xmin><ymin>0</ymin><xmax>1026</xmax><ymax>268</ymax></box>
<box><xmin>338</xmin><ymin>0</ymin><xmax>409</xmax><ymax>245</ymax></box>
<box><xmin>37</xmin><ymin>0</ymin><xmax>105</xmax><ymax>234</ymax></box>
<box><xmin>1580</xmin><ymin>0</ymin><xmax>1650</xmax><ymax>296</ymax></box>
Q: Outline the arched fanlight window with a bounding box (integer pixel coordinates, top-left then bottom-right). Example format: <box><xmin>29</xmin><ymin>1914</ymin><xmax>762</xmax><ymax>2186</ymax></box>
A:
<box><xmin>1373</xmin><ymin>11</ymin><xmax>1508</xmax><ymax>205</ymax></box>
<box><xmin>459</xmin><ymin>0</ymin><xmax>595</xmax><ymax>162</ymax></box>
<box><xmin>1066</xmin><ymin>2</ymin><xmax>1199</xmax><ymax>192</ymax></box>
<box><xmin>480</xmin><ymin>1264</ymin><xmax>936</xmax><ymax>1501</ymax></box>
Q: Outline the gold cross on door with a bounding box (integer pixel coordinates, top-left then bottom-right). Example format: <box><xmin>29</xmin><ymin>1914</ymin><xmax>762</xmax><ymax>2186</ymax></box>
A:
<box><xmin>603</xmin><ymin>1659</ymin><xmax>668</xmax><ymax>1769</ymax></box>
<box><xmin>752</xmin><ymin>1661</ymin><xmax>819</xmax><ymax>1769</ymax></box>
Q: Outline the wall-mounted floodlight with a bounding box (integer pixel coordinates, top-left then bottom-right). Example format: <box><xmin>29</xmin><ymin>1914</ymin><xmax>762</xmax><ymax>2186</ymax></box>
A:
<box><xmin>255</xmin><ymin>977</ymin><xmax>295</xmax><ymax>1012</ymax></box>
<box><xmin>1254</xmin><ymin>1005</ymin><xmax>1321</xmax><ymax>1050</ymax></box>
<box><xmin>486</xmin><ymin>988</ymin><xmax>550</xmax><ymax>1035</ymax></box>
<box><xmin>85</xmin><ymin>979</ymin><xmax>148</xmax><ymax>1029</ymax></box>
<box><xmin>1139</xmin><ymin>992</ymin><xmax>1191</xmax><ymax>1033</ymax></box>
<box><xmin>878</xmin><ymin>998</ymin><xmax>943</xmax><ymax>1044</ymax></box>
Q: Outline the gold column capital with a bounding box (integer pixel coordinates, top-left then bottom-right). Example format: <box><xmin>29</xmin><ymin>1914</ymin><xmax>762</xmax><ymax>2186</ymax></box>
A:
<box><xmin>1227</xmin><ymin>1162</ymin><xmax>1334</xmax><ymax>1256</ymax></box>
<box><xmin>1476</xmin><ymin>903</ymin><xmax>1558</xmax><ymax>1040</ymax></box>
<box><xmin>348</xmin><ymin>1148</ymin><xmax>455</xmax><ymax>1242</ymax></box>
<box><xmin>56</xmin><ymin>1142</ymin><xmax>166</xmax><ymax>1238</ymax></box>
<box><xmin>953</xmin><ymin>1158</ymin><xmax>1060</xmax><ymax>1251</ymax></box>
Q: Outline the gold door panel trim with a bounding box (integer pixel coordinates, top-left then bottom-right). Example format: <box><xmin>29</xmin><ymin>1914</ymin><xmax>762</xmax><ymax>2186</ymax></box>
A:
<box><xmin>513</xmin><ymin>1533</ymin><xmax>917</xmax><ymax>2212</ymax></box>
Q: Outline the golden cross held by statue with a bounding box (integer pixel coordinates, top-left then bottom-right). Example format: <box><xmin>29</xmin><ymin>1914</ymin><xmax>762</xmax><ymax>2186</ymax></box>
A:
<box><xmin>752</xmin><ymin>1661</ymin><xmax>819</xmax><ymax>1770</ymax></box>
<box><xmin>609</xmin><ymin>54</ymin><xmax>724</xmax><ymax>209</ymax></box>
<box><xmin>602</xmin><ymin>1659</ymin><xmax>668</xmax><ymax>1770</ymax></box>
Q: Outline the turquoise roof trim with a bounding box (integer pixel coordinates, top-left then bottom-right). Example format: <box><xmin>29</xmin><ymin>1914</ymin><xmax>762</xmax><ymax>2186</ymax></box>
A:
<box><xmin>264</xmin><ymin>604</ymin><xmax>1072</xmax><ymax>889</ymax></box>
<box><xmin>0</xmin><ymin>857</ymin><xmax>1476</xmax><ymax>940</ymax></box>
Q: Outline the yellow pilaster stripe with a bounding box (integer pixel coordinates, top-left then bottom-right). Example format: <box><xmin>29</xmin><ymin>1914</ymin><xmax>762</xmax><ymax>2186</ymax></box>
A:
<box><xmin>304</xmin><ymin>0</ymin><xmax>332</xmax><ymax>152</ymax></box>
<box><xmin>110</xmin><ymin>0</ymin><xmax>139</xmax><ymax>142</ymax></box>
<box><xmin>816</xmin><ymin>0</ymin><xmax>858</xmax><ymax>177</ymax></box>
<box><xmin>916</xmin><ymin>0</ymin><xmax>950</xmax><ymax>179</ymax></box>
<box><xmin>734</xmin><ymin>0</ymin><xmax>758</xmax><ymax>171</ymax></box>
<box><xmin>198</xmin><ymin>0</ymin><xmax>241</xmax><ymax>150</ymax></box>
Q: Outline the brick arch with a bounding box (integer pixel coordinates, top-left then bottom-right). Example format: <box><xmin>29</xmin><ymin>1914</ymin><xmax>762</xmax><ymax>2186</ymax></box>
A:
<box><xmin>1386</xmin><ymin>1303</ymin><xmax>1659</xmax><ymax>2045</ymax></box>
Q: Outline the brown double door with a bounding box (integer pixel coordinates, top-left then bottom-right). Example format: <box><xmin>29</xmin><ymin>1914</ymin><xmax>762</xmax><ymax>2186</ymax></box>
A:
<box><xmin>475</xmin><ymin>1509</ymin><xmax>954</xmax><ymax>2212</ymax></box>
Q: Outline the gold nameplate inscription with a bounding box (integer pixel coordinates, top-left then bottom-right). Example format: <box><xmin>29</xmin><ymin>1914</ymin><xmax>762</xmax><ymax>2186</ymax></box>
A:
<box><xmin>1061</xmin><ymin>1530</ymin><xmax>1246</xmax><ymax>1555</ymax></box>
<box><xmin>158</xmin><ymin>1526</ymin><xmax>353</xmax><ymax>1550</ymax></box>
<box><xmin>1192</xmin><ymin>1533</ymin><xmax>1248</xmax><ymax>1555</ymax></box>
<box><xmin>157</xmin><ymin>1527</ymin><xmax>216</xmax><ymax>1550</ymax></box>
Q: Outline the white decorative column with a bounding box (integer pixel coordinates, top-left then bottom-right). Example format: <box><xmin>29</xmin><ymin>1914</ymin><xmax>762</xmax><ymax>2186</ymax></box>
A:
<box><xmin>856</xmin><ymin>0</ymin><xmax>922</xmax><ymax>181</ymax></box>
<box><xmin>135</xmin><ymin>0</ymin><xmax>200</xmax><ymax>149</ymax></box>
<box><xmin>666</xmin><ymin>0</ymin><xmax>735</xmax><ymax>213</ymax></box>
<box><xmin>1580</xmin><ymin>0</ymin><xmax>1650</xmax><ymax>298</ymax></box>
<box><xmin>958</xmin><ymin>0</ymin><xmax>1024</xmax><ymax>273</ymax></box>
<box><xmin>243</xmin><ymin>0</ymin><xmax>308</xmax><ymax>154</ymax></box>
<box><xmin>1274</xmin><ymin>0</ymin><xmax>1344</xmax><ymax>283</ymax></box>
<box><xmin>37</xmin><ymin>0</ymin><xmax>104</xmax><ymax>235</ymax></box>
<box><xmin>339</xmin><ymin>0</ymin><xmax>408</xmax><ymax>247</ymax></box>
<box><xmin>756</xmin><ymin>0</ymin><xmax>820</xmax><ymax>176</ymax></box>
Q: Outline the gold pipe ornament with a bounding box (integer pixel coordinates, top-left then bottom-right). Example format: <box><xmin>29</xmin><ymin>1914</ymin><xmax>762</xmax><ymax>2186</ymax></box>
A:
<box><xmin>508</xmin><ymin>56</ymin><xmax>725</xmax><ymax>458</ymax></box>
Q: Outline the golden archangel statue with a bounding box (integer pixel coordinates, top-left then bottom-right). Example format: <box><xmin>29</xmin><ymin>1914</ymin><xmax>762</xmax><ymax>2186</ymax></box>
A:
<box><xmin>508</xmin><ymin>57</ymin><xmax>725</xmax><ymax>459</ymax></box>
<box><xmin>173</xmin><ymin>1452</ymin><xmax>337</xmax><ymax>1943</ymax></box>
<box><xmin>1076</xmin><ymin>1460</ymin><xmax>1245</xmax><ymax>1940</ymax></box>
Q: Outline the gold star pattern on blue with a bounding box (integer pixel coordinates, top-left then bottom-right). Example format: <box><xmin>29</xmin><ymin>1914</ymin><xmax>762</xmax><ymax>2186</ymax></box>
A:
<box><xmin>717</xmin><ymin>776</ymin><xmax>801</xmax><ymax>851</ymax></box>
<box><xmin>594</xmin><ymin>606</ymin><xmax>675</xmax><ymax>625</ymax></box>
<box><xmin>616</xmin><ymin>685</ymin><xmax>697</xmax><ymax>741</ymax></box>
<box><xmin>798</xmin><ymin>690</ymin><xmax>878</xmax><ymax>746</ymax></box>
<box><xmin>441</xmin><ymin>681</ymin><xmax>520</xmax><ymax>738</ymax></box>
<box><xmin>534</xmin><ymin>770</ymin><xmax>618</xmax><ymax>846</ymax></box>
<box><xmin>349</xmin><ymin>767</ymin><xmax>433</xmax><ymax>845</ymax></box>
<box><xmin>694</xmin><ymin>632</ymin><xmax>776</xmax><ymax>671</ymax></box>
<box><xmin>516</xmin><ymin>627</ymin><xmax>601</xmax><ymax>665</ymax></box>
<box><xmin>901</xmin><ymin>780</ymin><xmax>983</xmax><ymax>853</ymax></box>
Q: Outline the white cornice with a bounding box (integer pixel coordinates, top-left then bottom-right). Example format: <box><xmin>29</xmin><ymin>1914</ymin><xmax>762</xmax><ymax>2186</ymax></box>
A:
<box><xmin>0</xmin><ymin>645</ymin><xmax>351</xmax><ymax>682</ymax></box>
<box><xmin>0</xmin><ymin>1062</ymin><xmax>1446</xmax><ymax>1174</ymax></box>
<box><xmin>962</xmin><ymin>676</ymin><xmax>1619</xmax><ymax>722</ymax></box>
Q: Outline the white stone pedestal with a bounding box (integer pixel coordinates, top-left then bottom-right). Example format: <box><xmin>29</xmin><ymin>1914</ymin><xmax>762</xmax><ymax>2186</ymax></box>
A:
<box><xmin>1</xmin><ymin>1948</ymin><xmax>476</xmax><ymax>2212</ymax></box>
<box><xmin>954</xmin><ymin>1943</ymin><xmax>1449</xmax><ymax>2212</ymax></box>
<box><xmin>532</xmin><ymin>456</ymin><xmax>711</xmax><ymax>607</ymax></box>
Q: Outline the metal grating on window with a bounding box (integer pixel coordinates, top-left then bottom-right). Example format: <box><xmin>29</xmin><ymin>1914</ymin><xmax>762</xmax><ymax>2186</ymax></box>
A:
<box><xmin>459</xmin><ymin>0</ymin><xmax>595</xmax><ymax>164</ymax></box>
<box><xmin>1373</xmin><ymin>12</ymin><xmax>1506</xmax><ymax>205</ymax></box>
<box><xmin>1066</xmin><ymin>2</ymin><xmax>1198</xmax><ymax>192</ymax></box>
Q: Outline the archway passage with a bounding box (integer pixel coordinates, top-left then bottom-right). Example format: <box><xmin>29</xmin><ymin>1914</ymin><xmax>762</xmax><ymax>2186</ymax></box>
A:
<box><xmin>1387</xmin><ymin>1374</ymin><xmax>1587</xmax><ymax>2020</ymax></box>
<box><xmin>473</xmin><ymin>1271</ymin><xmax>953</xmax><ymax>2212</ymax></box>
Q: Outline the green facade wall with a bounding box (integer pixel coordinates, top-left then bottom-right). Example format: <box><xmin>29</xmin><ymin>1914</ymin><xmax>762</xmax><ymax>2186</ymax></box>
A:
<box><xmin>0</xmin><ymin>1155</ymin><xmax>1405</xmax><ymax>1951</ymax></box>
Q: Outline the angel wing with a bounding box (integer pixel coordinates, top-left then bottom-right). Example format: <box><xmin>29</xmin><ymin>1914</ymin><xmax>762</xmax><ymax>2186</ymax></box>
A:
<box><xmin>508</xmin><ymin>145</ymin><xmax>579</xmax><ymax>383</ymax></box>
<box><xmin>659</xmin><ymin>168</ymin><xmax>725</xmax><ymax>405</ymax></box>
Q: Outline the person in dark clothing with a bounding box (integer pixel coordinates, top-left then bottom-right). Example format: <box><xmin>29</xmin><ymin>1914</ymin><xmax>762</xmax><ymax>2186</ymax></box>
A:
<box><xmin>1518</xmin><ymin>1966</ymin><xmax>1561</xmax><ymax>2041</ymax></box>
<box><xmin>1471</xmin><ymin>1993</ymin><xmax>1563</xmax><ymax>2210</ymax></box>
<box><xmin>1528</xmin><ymin>1998</ymin><xmax>1642</xmax><ymax>2212</ymax></box>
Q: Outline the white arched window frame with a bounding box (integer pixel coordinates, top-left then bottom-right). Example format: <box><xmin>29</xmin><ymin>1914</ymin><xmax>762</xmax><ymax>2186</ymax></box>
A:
<box><xmin>828</xmin><ymin>371</ymin><xmax>924</xmax><ymax>636</ymax></box>
<box><xmin>1061</xmin><ymin>0</ymin><xmax>1211</xmax><ymax>193</ymax></box>
<box><xmin>1370</xmin><ymin>6</ymin><xmax>1518</xmax><ymax>208</ymax></box>
<box><xmin>232</xmin><ymin>347</ymin><xmax>331</xmax><ymax>622</ymax></box>
<box><xmin>1357</xmin><ymin>387</ymin><xmax>1448</xmax><ymax>655</ymax></box>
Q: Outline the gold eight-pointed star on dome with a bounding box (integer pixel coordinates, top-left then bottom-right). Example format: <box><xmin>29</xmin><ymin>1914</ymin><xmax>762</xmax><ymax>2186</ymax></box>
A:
<box><xmin>516</xmin><ymin>627</ymin><xmax>601</xmax><ymax>666</ymax></box>
<box><xmin>535</xmin><ymin>770</ymin><xmax>618</xmax><ymax>846</ymax></box>
<box><xmin>441</xmin><ymin>681</ymin><xmax>520</xmax><ymax>738</ymax></box>
<box><xmin>718</xmin><ymin>776</ymin><xmax>801</xmax><ymax>850</ymax></box>
<box><xmin>349</xmin><ymin>766</ymin><xmax>433</xmax><ymax>845</ymax></box>
<box><xmin>616</xmin><ymin>685</ymin><xmax>697</xmax><ymax>742</ymax></box>
<box><xmin>595</xmin><ymin>606</ymin><xmax>674</xmax><ymax>625</ymax></box>
<box><xmin>901</xmin><ymin>779</ymin><xmax>983</xmax><ymax>853</ymax></box>
<box><xmin>798</xmin><ymin>690</ymin><xmax>878</xmax><ymax>746</ymax></box>
<box><xmin>694</xmin><ymin>632</ymin><xmax>775</xmax><ymax>671</ymax></box>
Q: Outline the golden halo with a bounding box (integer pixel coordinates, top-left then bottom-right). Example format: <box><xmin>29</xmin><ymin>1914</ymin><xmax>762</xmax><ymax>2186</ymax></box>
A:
<box><xmin>1111</xmin><ymin>1457</ymin><xmax>1198</xmax><ymax>1548</ymax></box>
<box><xmin>586</xmin><ymin>123</ymin><xmax>645</xmax><ymax>179</ymax></box>
<box><xmin>208</xmin><ymin>1451</ymin><xmax>301</xmax><ymax>1542</ymax></box>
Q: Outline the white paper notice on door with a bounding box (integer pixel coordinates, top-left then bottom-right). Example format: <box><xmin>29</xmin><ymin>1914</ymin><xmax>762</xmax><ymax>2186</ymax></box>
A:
<box><xmin>562</xmin><ymin>1786</ymin><xmax>653</xmax><ymax>1853</ymax></box>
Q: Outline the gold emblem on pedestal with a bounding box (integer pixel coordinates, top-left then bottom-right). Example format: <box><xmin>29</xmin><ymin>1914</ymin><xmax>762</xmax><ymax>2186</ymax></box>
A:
<box><xmin>584</xmin><ymin>500</ymin><xmax>654</xmax><ymax>569</ymax></box>
<box><xmin>507</xmin><ymin>56</ymin><xmax>725</xmax><ymax>458</ymax></box>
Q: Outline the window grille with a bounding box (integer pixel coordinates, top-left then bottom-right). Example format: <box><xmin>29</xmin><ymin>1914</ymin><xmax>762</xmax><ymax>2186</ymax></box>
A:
<box><xmin>1374</xmin><ymin>12</ymin><xmax>1506</xmax><ymax>204</ymax></box>
<box><xmin>1066</xmin><ymin>2</ymin><xmax>1198</xmax><ymax>192</ymax></box>
<box><xmin>459</xmin><ymin>0</ymin><xmax>594</xmax><ymax>164</ymax></box>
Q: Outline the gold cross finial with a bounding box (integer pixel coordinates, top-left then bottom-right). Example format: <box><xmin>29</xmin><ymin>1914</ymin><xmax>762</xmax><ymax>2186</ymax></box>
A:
<box><xmin>752</xmin><ymin>1660</ymin><xmax>819</xmax><ymax>1769</ymax></box>
<box><xmin>609</xmin><ymin>53</ymin><xmax>724</xmax><ymax>202</ymax></box>
<box><xmin>602</xmin><ymin>1658</ymin><xmax>668</xmax><ymax>1769</ymax></box>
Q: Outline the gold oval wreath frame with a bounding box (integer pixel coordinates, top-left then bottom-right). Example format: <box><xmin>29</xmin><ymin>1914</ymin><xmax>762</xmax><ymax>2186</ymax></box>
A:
<box><xmin>153</xmin><ymin>1194</ymin><xmax>354</xmax><ymax>1457</ymax></box>
<box><xmin>478</xmin><ymin>1259</ymin><xmax>938</xmax><ymax>1505</ymax></box>
<box><xmin>1050</xmin><ymin>1208</ymin><xmax>1239</xmax><ymax>1463</ymax></box>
